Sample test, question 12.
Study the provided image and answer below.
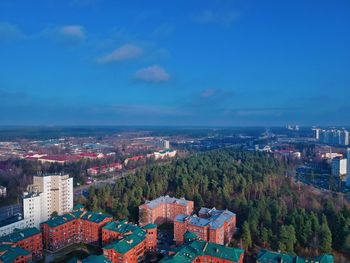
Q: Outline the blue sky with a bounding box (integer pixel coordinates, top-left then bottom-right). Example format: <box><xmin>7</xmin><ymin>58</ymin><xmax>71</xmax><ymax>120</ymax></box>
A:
<box><xmin>0</xmin><ymin>0</ymin><xmax>349</xmax><ymax>126</ymax></box>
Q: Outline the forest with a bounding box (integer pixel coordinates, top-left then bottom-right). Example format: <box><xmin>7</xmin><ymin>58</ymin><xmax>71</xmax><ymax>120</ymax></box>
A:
<box><xmin>82</xmin><ymin>148</ymin><xmax>350</xmax><ymax>261</ymax></box>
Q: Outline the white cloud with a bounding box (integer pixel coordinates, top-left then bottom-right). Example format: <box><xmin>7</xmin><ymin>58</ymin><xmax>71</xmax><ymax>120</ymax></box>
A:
<box><xmin>134</xmin><ymin>65</ymin><xmax>170</xmax><ymax>83</ymax></box>
<box><xmin>97</xmin><ymin>44</ymin><xmax>143</xmax><ymax>64</ymax></box>
<box><xmin>193</xmin><ymin>10</ymin><xmax>239</xmax><ymax>27</ymax></box>
<box><xmin>0</xmin><ymin>22</ymin><xmax>25</xmax><ymax>42</ymax></box>
<box><xmin>43</xmin><ymin>25</ymin><xmax>86</xmax><ymax>47</ymax></box>
<box><xmin>60</xmin><ymin>25</ymin><xmax>85</xmax><ymax>40</ymax></box>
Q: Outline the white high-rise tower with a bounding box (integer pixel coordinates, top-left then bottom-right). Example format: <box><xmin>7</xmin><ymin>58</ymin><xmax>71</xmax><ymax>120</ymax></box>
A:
<box><xmin>347</xmin><ymin>148</ymin><xmax>350</xmax><ymax>187</ymax></box>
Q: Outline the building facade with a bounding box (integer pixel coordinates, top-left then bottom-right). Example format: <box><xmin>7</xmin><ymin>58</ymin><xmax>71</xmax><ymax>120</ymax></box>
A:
<box><xmin>347</xmin><ymin>148</ymin><xmax>350</xmax><ymax>187</ymax></box>
<box><xmin>139</xmin><ymin>196</ymin><xmax>194</xmax><ymax>226</ymax></box>
<box><xmin>102</xmin><ymin>220</ymin><xmax>157</xmax><ymax>263</ymax></box>
<box><xmin>174</xmin><ymin>208</ymin><xmax>236</xmax><ymax>245</ymax></box>
<box><xmin>41</xmin><ymin>207</ymin><xmax>112</xmax><ymax>252</ymax></box>
<box><xmin>331</xmin><ymin>157</ymin><xmax>347</xmax><ymax>177</ymax></box>
<box><xmin>160</xmin><ymin>239</ymin><xmax>244</xmax><ymax>263</ymax></box>
<box><xmin>0</xmin><ymin>173</ymin><xmax>74</xmax><ymax>237</ymax></box>
<box><xmin>0</xmin><ymin>227</ymin><xmax>43</xmax><ymax>262</ymax></box>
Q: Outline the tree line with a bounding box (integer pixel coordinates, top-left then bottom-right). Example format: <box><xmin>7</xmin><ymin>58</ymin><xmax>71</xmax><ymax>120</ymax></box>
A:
<box><xmin>82</xmin><ymin>149</ymin><xmax>350</xmax><ymax>259</ymax></box>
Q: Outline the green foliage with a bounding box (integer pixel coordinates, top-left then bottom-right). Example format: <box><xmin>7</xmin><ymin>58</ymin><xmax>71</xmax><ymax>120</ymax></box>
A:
<box><xmin>85</xmin><ymin>148</ymin><xmax>350</xmax><ymax>256</ymax></box>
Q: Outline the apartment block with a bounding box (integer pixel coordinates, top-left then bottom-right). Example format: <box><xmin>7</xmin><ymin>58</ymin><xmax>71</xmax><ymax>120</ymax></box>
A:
<box><xmin>160</xmin><ymin>238</ymin><xmax>244</xmax><ymax>263</ymax></box>
<box><xmin>41</xmin><ymin>206</ymin><xmax>112</xmax><ymax>252</ymax></box>
<box><xmin>257</xmin><ymin>250</ymin><xmax>334</xmax><ymax>263</ymax></box>
<box><xmin>139</xmin><ymin>196</ymin><xmax>194</xmax><ymax>226</ymax></box>
<box><xmin>102</xmin><ymin>220</ymin><xmax>157</xmax><ymax>263</ymax></box>
<box><xmin>174</xmin><ymin>207</ymin><xmax>236</xmax><ymax>245</ymax></box>
<box><xmin>0</xmin><ymin>228</ymin><xmax>43</xmax><ymax>260</ymax></box>
<box><xmin>0</xmin><ymin>173</ymin><xmax>74</xmax><ymax>237</ymax></box>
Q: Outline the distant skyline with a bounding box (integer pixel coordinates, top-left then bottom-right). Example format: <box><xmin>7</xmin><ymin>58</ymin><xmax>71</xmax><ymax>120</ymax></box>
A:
<box><xmin>0</xmin><ymin>0</ymin><xmax>349</xmax><ymax>126</ymax></box>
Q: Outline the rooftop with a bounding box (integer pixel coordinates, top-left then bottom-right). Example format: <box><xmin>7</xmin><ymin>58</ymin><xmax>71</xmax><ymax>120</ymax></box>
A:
<box><xmin>68</xmin><ymin>255</ymin><xmax>111</xmax><ymax>263</ymax></box>
<box><xmin>103</xmin><ymin>221</ymin><xmax>147</xmax><ymax>255</ymax></box>
<box><xmin>42</xmin><ymin>210</ymin><xmax>112</xmax><ymax>228</ymax></box>
<box><xmin>0</xmin><ymin>246</ymin><xmax>30</xmax><ymax>263</ymax></box>
<box><xmin>144</xmin><ymin>195</ymin><xmax>191</xmax><ymax>209</ymax></box>
<box><xmin>0</xmin><ymin>227</ymin><xmax>41</xmax><ymax>243</ymax></box>
<box><xmin>257</xmin><ymin>250</ymin><xmax>334</xmax><ymax>263</ymax></box>
<box><xmin>176</xmin><ymin>207</ymin><xmax>236</xmax><ymax>230</ymax></box>
<box><xmin>160</xmin><ymin>240</ymin><xmax>244</xmax><ymax>263</ymax></box>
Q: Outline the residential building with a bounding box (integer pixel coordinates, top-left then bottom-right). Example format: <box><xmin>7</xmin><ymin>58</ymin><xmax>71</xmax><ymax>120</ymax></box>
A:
<box><xmin>139</xmin><ymin>196</ymin><xmax>194</xmax><ymax>226</ymax></box>
<box><xmin>41</xmin><ymin>206</ymin><xmax>112</xmax><ymax>251</ymax></box>
<box><xmin>0</xmin><ymin>227</ymin><xmax>43</xmax><ymax>261</ymax></box>
<box><xmin>331</xmin><ymin>157</ymin><xmax>347</xmax><ymax>177</ymax></box>
<box><xmin>174</xmin><ymin>207</ymin><xmax>236</xmax><ymax>245</ymax></box>
<box><xmin>160</xmin><ymin>235</ymin><xmax>244</xmax><ymax>263</ymax></box>
<box><xmin>0</xmin><ymin>246</ymin><xmax>32</xmax><ymax>263</ymax></box>
<box><xmin>149</xmin><ymin>150</ymin><xmax>177</xmax><ymax>160</ymax></box>
<box><xmin>0</xmin><ymin>186</ymin><xmax>6</xmax><ymax>198</ymax></box>
<box><xmin>102</xmin><ymin>220</ymin><xmax>157</xmax><ymax>263</ymax></box>
<box><xmin>257</xmin><ymin>249</ymin><xmax>333</xmax><ymax>263</ymax></box>
<box><xmin>347</xmin><ymin>148</ymin><xmax>350</xmax><ymax>187</ymax></box>
<box><xmin>68</xmin><ymin>255</ymin><xmax>111</xmax><ymax>263</ymax></box>
<box><xmin>0</xmin><ymin>173</ymin><xmax>73</xmax><ymax>237</ymax></box>
<box><xmin>317</xmin><ymin>129</ymin><xmax>349</xmax><ymax>146</ymax></box>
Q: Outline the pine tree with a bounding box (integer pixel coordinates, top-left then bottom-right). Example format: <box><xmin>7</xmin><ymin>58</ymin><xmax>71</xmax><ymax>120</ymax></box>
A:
<box><xmin>319</xmin><ymin>215</ymin><xmax>332</xmax><ymax>253</ymax></box>
<box><xmin>242</xmin><ymin>221</ymin><xmax>252</xmax><ymax>250</ymax></box>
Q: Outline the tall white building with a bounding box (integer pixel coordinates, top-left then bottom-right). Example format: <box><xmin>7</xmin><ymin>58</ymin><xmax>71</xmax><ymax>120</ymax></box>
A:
<box><xmin>347</xmin><ymin>149</ymin><xmax>350</xmax><ymax>187</ymax></box>
<box><xmin>331</xmin><ymin>158</ymin><xmax>347</xmax><ymax>178</ymax></box>
<box><xmin>0</xmin><ymin>173</ymin><xmax>73</xmax><ymax>236</ymax></box>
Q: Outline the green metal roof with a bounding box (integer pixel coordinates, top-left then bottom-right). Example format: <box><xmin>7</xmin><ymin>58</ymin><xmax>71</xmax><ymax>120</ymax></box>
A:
<box><xmin>257</xmin><ymin>250</ymin><xmax>334</xmax><ymax>263</ymax></box>
<box><xmin>0</xmin><ymin>227</ymin><xmax>41</xmax><ymax>243</ymax></box>
<box><xmin>68</xmin><ymin>255</ymin><xmax>111</xmax><ymax>263</ymax></box>
<box><xmin>42</xmin><ymin>210</ymin><xmax>112</xmax><ymax>228</ymax></box>
<box><xmin>42</xmin><ymin>213</ymin><xmax>76</xmax><ymax>228</ymax></box>
<box><xmin>143</xmin><ymin>223</ymin><xmax>157</xmax><ymax>230</ymax></box>
<box><xmin>160</xmin><ymin>240</ymin><xmax>244</xmax><ymax>263</ymax></box>
<box><xmin>80</xmin><ymin>211</ymin><xmax>112</xmax><ymax>223</ymax></box>
<box><xmin>184</xmin><ymin>231</ymin><xmax>198</xmax><ymax>243</ymax></box>
<box><xmin>73</xmin><ymin>204</ymin><xmax>85</xmax><ymax>211</ymax></box>
<box><xmin>0</xmin><ymin>247</ymin><xmax>30</xmax><ymax>263</ymax></box>
<box><xmin>103</xmin><ymin>222</ymin><xmax>147</xmax><ymax>255</ymax></box>
<box><xmin>103</xmin><ymin>220</ymin><xmax>138</xmax><ymax>234</ymax></box>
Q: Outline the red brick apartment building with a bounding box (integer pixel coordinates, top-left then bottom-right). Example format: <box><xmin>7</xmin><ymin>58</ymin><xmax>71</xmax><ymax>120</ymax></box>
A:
<box><xmin>139</xmin><ymin>196</ymin><xmax>194</xmax><ymax>226</ymax></box>
<box><xmin>174</xmin><ymin>207</ymin><xmax>236</xmax><ymax>245</ymax></box>
<box><xmin>102</xmin><ymin>220</ymin><xmax>157</xmax><ymax>263</ymax></box>
<box><xmin>41</xmin><ymin>206</ymin><xmax>112</xmax><ymax>251</ymax></box>
<box><xmin>160</xmin><ymin>237</ymin><xmax>244</xmax><ymax>263</ymax></box>
<box><xmin>0</xmin><ymin>227</ymin><xmax>42</xmax><ymax>262</ymax></box>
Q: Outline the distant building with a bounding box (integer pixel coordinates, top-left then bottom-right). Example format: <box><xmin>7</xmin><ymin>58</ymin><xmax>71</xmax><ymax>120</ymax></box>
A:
<box><xmin>102</xmin><ymin>220</ymin><xmax>157</xmax><ymax>263</ymax></box>
<box><xmin>174</xmin><ymin>207</ymin><xmax>236</xmax><ymax>245</ymax></box>
<box><xmin>41</xmin><ymin>206</ymin><xmax>112</xmax><ymax>251</ymax></box>
<box><xmin>160</xmin><ymin>236</ymin><xmax>244</xmax><ymax>263</ymax></box>
<box><xmin>87</xmin><ymin>163</ymin><xmax>123</xmax><ymax>175</ymax></box>
<box><xmin>149</xmin><ymin>149</ymin><xmax>177</xmax><ymax>160</ymax></box>
<box><xmin>331</xmin><ymin>157</ymin><xmax>347</xmax><ymax>177</ymax></box>
<box><xmin>316</xmin><ymin>129</ymin><xmax>349</xmax><ymax>146</ymax></box>
<box><xmin>139</xmin><ymin>196</ymin><xmax>194</xmax><ymax>226</ymax></box>
<box><xmin>347</xmin><ymin>148</ymin><xmax>350</xmax><ymax>187</ymax></box>
<box><xmin>0</xmin><ymin>185</ymin><xmax>6</xmax><ymax>198</ymax></box>
<box><xmin>257</xmin><ymin>249</ymin><xmax>333</xmax><ymax>263</ymax></box>
<box><xmin>0</xmin><ymin>227</ymin><xmax>43</xmax><ymax>261</ymax></box>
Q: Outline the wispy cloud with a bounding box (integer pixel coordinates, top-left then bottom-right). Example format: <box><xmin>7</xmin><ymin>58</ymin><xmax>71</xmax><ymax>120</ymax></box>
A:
<box><xmin>193</xmin><ymin>10</ymin><xmax>240</xmax><ymax>27</ymax></box>
<box><xmin>152</xmin><ymin>23</ymin><xmax>175</xmax><ymax>38</ymax></box>
<box><xmin>0</xmin><ymin>22</ymin><xmax>26</xmax><ymax>43</ymax></box>
<box><xmin>97</xmin><ymin>44</ymin><xmax>143</xmax><ymax>64</ymax></box>
<box><xmin>134</xmin><ymin>65</ymin><xmax>170</xmax><ymax>83</ymax></box>
<box><xmin>43</xmin><ymin>25</ymin><xmax>86</xmax><ymax>47</ymax></box>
